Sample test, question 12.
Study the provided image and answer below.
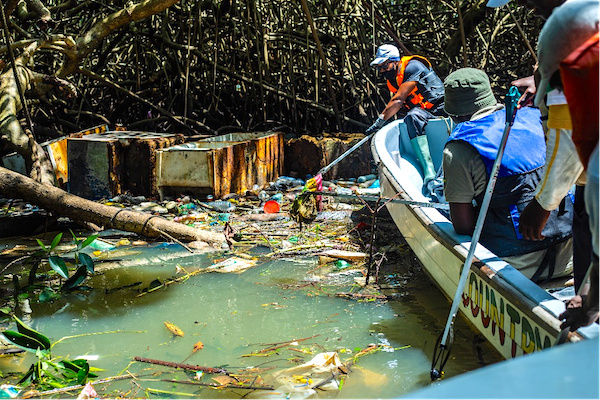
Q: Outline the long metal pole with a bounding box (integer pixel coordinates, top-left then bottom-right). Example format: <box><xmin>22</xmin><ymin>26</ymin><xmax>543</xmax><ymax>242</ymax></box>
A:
<box><xmin>432</xmin><ymin>86</ymin><xmax>520</xmax><ymax>379</ymax></box>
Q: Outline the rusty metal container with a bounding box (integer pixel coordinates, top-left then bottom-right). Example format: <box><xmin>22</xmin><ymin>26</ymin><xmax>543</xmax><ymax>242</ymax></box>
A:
<box><xmin>68</xmin><ymin>131</ymin><xmax>184</xmax><ymax>199</ymax></box>
<box><xmin>156</xmin><ymin>132</ymin><xmax>283</xmax><ymax>199</ymax></box>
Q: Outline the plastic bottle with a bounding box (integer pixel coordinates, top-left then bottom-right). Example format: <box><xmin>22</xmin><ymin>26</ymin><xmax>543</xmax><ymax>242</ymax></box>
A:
<box><xmin>258</xmin><ymin>191</ymin><xmax>269</xmax><ymax>202</ymax></box>
<box><xmin>271</xmin><ymin>193</ymin><xmax>283</xmax><ymax>201</ymax></box>
<box><xmin>211</xmin><ymin>200</ymin><xmax>235</xmax><ymax>212</ymax></box>
<box><xmin>335</xmin><ymin>187</ymin><xmax>353</xmax><ymax>196</ymax></box>
<box><xmin>357</xmin><ymin>174</ymin><xmax>377</xmax><ymax>183</ymax></box>
<box><xmin>334</xmin><ymin>260</ymin><xmax>351</xmax><ymax>270</ymax></box>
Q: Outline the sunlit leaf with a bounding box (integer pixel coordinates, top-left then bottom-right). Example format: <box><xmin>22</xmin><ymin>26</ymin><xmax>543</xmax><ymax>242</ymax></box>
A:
<box><xmin>50</xmin><ymin>233</ymin><xmax>63</xmax><ymax>250</ymax></box>
<box><xmin>78</xmin><ymin>253</ymin><xmax>94</xmax><ymax>274</ymax></box>
<box><xmin>36</xmin><ymin>239</ymin><xmax>48</xmax><ymax>252</ymax></box>
<box><xmin>164</xmin><ymin>321</ymin><xmax>184</xmax><ymax>337</ymax></box>
<box><xmin>79</xmin><ymin>235</ymin><xmax>99</xmax><ymax>250</ymax></box>
<box><xmin>77</xmin><ymin>362</ymin><xmax>89</xmax><ymax>384</ymax></box>
<box><xmin>2</xmin><ymin>330</ymin><xmax>46</xmax><ymax>352</ymax></box>
<box><xmin>193</xmin><ymin>340</ymin><xmax>204</xmax><ymax>352</ymax></box>
<box><xmin>48</xmin><ymin>256</ymin><xmax>69</xmax><ymax>279</ymax></box>
<box><xmin>14</xmin><ymin>316</ymin><xmax>51</xmax><ymax>350</ymax></box>
<box><xmin>62</xmin><ymin>266</ymin><xmax>87</xmax><ymax>291</ymax></box>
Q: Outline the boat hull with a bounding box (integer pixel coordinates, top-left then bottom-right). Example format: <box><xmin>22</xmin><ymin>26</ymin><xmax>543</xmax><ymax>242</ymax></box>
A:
<box><xmin>371</xmin><ymin>118</ymin><xmax>596</xmax><ymax>359</ymax></box>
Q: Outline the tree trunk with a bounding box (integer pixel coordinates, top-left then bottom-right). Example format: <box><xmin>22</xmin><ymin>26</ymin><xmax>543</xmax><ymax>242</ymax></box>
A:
<box><xmin>0</xmin><ymin>167</ymin><xmax>225</xmax><ymax>246</ymax></box>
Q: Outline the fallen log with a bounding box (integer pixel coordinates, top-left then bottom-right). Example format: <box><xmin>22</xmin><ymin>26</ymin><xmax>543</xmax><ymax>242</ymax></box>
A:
<box><xmin>0</xmin><ymin>167</ymin><xmax>225</xmax><ymax>245</ymax></box>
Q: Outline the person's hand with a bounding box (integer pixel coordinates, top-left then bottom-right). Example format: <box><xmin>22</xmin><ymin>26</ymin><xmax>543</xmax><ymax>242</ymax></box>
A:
<box><xmin>558</xmin><ymin>295</ymin><xmax>600</xmax><ymax>332</ymax></box>
<box><xmin>519</xmin><ymin>198</ymin><xmax>550</xmax><ymax>240</ymax></box>
<box><xmin>511</xmin><ymin>75</ymin><xmax>536</xmax><ymax>108</ymax></box>
<box><xmin>365</xmin><ymin>117</ymin><xmax>385</xmax><ymax>135</ymax></box>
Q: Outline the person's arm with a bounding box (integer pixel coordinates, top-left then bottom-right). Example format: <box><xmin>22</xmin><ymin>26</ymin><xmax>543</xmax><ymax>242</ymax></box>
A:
<box><xmin>442</xmin><ymin>143</ymin><xmax>486</xmax><ymax>235</ymax></box>
<box><xmin>365</xmin><ymin>80</ymin><xmax>417</xmax><ymax>134</ymax></box>
<box><xmin>511</xmin><ymin>75</ymin><xmax>536</xmax><ymax>108</ymax></box>
<box><xmin>559</xmin><ymin>258</ymin><xmax>599</xmax><ymax>331</ymax></box>
<box><xmin>449</xmin><ymin>203</ymin><xmax>476</xmax><ymax>235</ymax></box>
<box><xmin>519</xmin><ymin>127</ymin><xmax>584</xmax><ymax>239</ymax></box>
<box><xmin>381</xmin><ymin>81</ymin><xmax>417</xmax><ymax>120</ymax></box>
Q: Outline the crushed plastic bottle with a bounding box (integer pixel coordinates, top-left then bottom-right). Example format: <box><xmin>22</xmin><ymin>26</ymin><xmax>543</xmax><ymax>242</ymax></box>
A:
<box><xmin>211</xmin><ymin>200</ymin><xmax>236</xmax><ymax>212</ymax></box>
<box><xmin>271</xmin><ymin>193</ymin><xmax>283</xmax><ymax>201</ymax></box>
<box><xmin>258</xmin><ymin>191</ymin><xmax>269</xmax><ymax>202</ymax></box>
<box><xmin>335</xmin><ymin>187</ymin><xmax>353</xmax><ymax>195</ymax></box>
<box><xmin>334</xmin><ymin>260</ymin><xmax>351</xmax><ymax>270</ymax></box>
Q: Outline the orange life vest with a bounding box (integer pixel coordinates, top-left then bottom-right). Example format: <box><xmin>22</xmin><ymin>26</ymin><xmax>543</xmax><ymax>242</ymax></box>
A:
<box><xmin>386</xmin><ymin>55</ymin><xmax>435</xmax><ymax>110</ymax></box>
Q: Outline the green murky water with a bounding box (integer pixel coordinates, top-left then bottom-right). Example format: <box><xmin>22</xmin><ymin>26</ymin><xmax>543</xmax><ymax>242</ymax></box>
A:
<box><xmin>1</xmin><ymin>241</ymin><xmax>501</xmax><ymax>398</ymax></box>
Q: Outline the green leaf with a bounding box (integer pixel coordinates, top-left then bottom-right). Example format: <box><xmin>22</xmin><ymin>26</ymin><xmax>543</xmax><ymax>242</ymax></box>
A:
<box><xmin>17</xmin><ymin>364</ymin><xmax>35</xmax><ymax>384</ymax></box>
<box><xmin>36</xmin><ymin>239</ymin><xmax>47</xmax><ymax>252</ymax></box>
<box><xmin>50</xmin><ymin>233</ymin><xmax>63</xmax><ymax>251</ymax></box>
<box><xmin>62</xmin><ymin>267</ymin><xmax>87</xmax><ymax>291</ymax></box>
<box><xmin>14</xmin><ymin>316</ymin><xmax>51</xmax><ymax>350</ymax></box>
<box><xmin>79</xmin><ymin>253</ymin><xmax>94</xmax><ymax>274</ymax></box>
<box><xmin>38</xmin><ymin>289</ymin><xmax>58</xmax><ymax>303</ymax></box>
<box><xmin>76</xmin><ymin>362</ymin><xmax>89</xmax><ymax>384</ymax></box>
<box><xmin>48</xmin><ymin>256</ymin><xmax>69</xmax><ymax>279</ymax></box>
<box><xmin>79</xmin><ymin>235</ymin><xmax>99</xmax><ymax>250</ymax></box>
<box><xmin>2</xmin><ymin>330</ymin><xmax>46</xmax><ymax>352</ymax></box>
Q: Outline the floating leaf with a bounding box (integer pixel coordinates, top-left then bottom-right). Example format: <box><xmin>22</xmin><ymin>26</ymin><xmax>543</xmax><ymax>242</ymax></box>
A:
<box><xmin>14</xmin><ymin>316</ymin><xmax>51</xmax><ymax>350</ymax></box>
<box><xmin>39</xmin><ymin>289</ymin><xmax>58</xmax><ymax>303</ymax></box>
<box><xmin>212</xmin><ymin>375</ymin><xmax>238</xmax><ymax>386</ymax></box>
<box><xmin>48</xmin><ymin>256</ymin><xmax>69</xmax><ymax>279</ymax></box>
<box><xmin>62</xmin><ymin>266</ymin><xmax>87</xmax><ymax>291</ymax></box>
<box><xmin>79</xmin><ymin>235</ymin><xmax>99</xmax><ymax>250</ymax></box>
<box><xmin>50</xmin><ymin>233</ymin><xmax>63</xmax><ymax>250</ymax></box>
<box><xmin>164</xmin><ymin>321</ymin><xmax>184</xmax><ymax>337</ymax></box>
<box><xmin>193</xmin><ymin>340</ymin><xmax>204</xmax><ymax>352</ymax></box>
<box><xmin>2</xmin><ymin>330</ymin><xmax>46</xmax><ymax>352</ymax></box>
<box><xmin>79</xmin><ymin>253</ymin><xmax>94</xmax><ymax>274</ymax></box>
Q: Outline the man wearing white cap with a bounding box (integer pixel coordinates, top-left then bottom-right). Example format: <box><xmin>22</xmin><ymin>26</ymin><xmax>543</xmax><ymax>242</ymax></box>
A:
<box><xmin>367</xmin><ymin>44</ymin><xmax>446</xmax><ymax>194</ymax></box>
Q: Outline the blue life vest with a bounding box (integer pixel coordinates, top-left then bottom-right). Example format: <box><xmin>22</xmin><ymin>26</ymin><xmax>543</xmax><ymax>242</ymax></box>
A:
<box><xmin>447</xmin><ymin>108</ymin><xmax>573</xmax><ymax>257</ymax></box>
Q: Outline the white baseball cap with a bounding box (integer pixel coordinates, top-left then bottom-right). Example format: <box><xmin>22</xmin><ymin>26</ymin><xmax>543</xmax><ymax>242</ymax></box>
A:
<box><xmin>535</xmin><ymin>0</ymin><xmax>599</xmax><ymax>106</ymax></box>
<box><xmin>370</xmin><ymin>44</ymin><xmax>401</xmax><ymax>66</ymax></box>
<box><xmin>486</xmin><ymin>0</ymin><xmax>511</xmax><ymax>7</ymax></box>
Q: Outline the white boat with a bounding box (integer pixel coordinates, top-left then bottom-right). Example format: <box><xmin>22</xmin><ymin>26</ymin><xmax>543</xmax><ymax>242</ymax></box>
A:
<box><xmin>370</xmin><ymin>118</ymin><xmax>598</xmax><ymax>360</ymax></box>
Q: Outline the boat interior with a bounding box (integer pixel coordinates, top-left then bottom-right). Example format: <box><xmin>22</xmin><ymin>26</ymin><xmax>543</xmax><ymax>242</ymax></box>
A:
<box><xmin>373</xmin><ymin>117</ymin><xmax>599</xmax><ymax>340</ymax></box>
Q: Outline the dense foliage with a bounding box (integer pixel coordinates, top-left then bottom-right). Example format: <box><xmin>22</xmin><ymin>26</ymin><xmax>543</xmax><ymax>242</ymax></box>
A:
<box><xmin>3</xmin><ymin>0</ymin><xmax>541</xmax><ymax>140</ymax></box>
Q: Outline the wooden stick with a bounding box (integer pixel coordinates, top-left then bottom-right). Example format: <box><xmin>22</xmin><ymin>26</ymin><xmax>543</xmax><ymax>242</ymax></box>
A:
<box><xmin>159</xmin><ymin>379</ymin><xmax>275</xmax><ymax>391</ymax></box>
<box><xmin>21</xmin><ymin>374</ymin><xmax>139</xmax><ymax>398</ymax></box>
<box><xmin>133</xmin><ymin>356</ymin><xmax>228</xmax><ymax>374</ymax></box>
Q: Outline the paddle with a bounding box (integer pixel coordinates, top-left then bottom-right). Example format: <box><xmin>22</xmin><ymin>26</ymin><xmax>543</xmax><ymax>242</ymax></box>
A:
<box><xmin>430</xmin><ymin>86</ymin><xmax>520</xmax><ymax>381</ymax></box>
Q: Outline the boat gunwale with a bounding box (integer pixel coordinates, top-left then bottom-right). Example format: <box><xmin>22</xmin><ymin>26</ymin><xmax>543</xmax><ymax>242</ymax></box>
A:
<box><xmin>371</xmin><ymin>119</ymin><xmax>592</xmax><ymax>357</ymax></box>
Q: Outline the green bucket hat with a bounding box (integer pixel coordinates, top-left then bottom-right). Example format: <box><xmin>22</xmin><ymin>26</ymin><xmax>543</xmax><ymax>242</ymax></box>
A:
<box><xmin>444</xmin><ymin>68</ymin><xmax>497</xmax><ymax>116</ymax></box>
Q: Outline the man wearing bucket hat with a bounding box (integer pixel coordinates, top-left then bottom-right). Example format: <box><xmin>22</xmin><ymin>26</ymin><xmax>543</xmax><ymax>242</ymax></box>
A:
<box><xmin>367</xmin><ymin>44</ymin><xmax>446</xmax><ymax>194</ymax></box>
<box><xmin>441</xmin><ymin>68</ymin><xmax>574</xmax><ymax>281</ymax></box>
